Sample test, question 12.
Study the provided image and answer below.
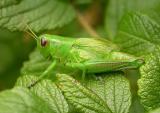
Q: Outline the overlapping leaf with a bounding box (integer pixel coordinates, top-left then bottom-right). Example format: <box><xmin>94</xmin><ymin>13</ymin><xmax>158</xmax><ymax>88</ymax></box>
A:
<box><xmin>0</xmin><ymin>87</ymin><xmax>54</xmax><ymax>113</ymax></box>
<box><xmin>0</xmin><ymin>0</ymin><xmax>20</xmax><ymax>8</ymax></box>
<box><xmin>0</xmin><ymin>0</ymin><xmax>75</xmax><ymax>32</ymax></box>
<box><xmin>56</xmin><ymin>73</ymin><xmax>111</xmax><ymax>113</ymax></box>
<box><xmin>21</xmin><ymin>49</ymin><xmax>51</xmax><ymax>76</ymax></box>
<box><xmin>16</xmin><ymin>75</ymin><xmax>69</xmax><ymax>113</ymax></box>
<box><xmin>105</xmin><ymin>0</ymin><xmax>160</xmax><ymax>38</ymax></box>
<box><xmin>86</xmin><ymin>73</ymin><xmax>131</xmax><ymax>113</ymax></box>
<box><xmin>149</xmin><ymin>108</ymin><xmax>160</xmax><ymax>113</ymax></box>
<box><xmin>114</xmin><ymin>12</ymin><xmax>160</xmax><ymax>56</ymax></box>
<box><xmin>138</xmin><ymin>47</ymin><xmax>160</xmax><ymax>111</ymax></box>
<box><xmin>56</xmin><ymin>73</ymin><xmax>131</xmax><ymax>113</ymax></box>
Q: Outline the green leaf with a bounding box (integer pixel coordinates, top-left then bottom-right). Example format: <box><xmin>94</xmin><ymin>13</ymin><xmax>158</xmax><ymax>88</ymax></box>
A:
<box><xmin>16</xmin><ymin>75</ymin><xmax>69</xmax><ymax>113</ymax></box>
<box><xmin>74</xmin><ymin>0</ymin><xmax>93</xmax><ymax>4</ymax></box>
<box><xmin>143</xmin><ymin>5</ymin><xmax>160</xmax><ymax>25</ymax></box>
<box><xmin>56</xmin><ymin>73</ymin><xmax>112</xmax><ymax>113</ymax></box>
<box><xmin>21</xmin><ymin>49</ymin><xmax>51</xmax><ymax>76</ymax></box>
<box><xmin>138</xmin><ymin>46</ymin><xmax>160</xmax><ymax>111</ymax></box>
<box><xmin>0</xmin><ymin>87</ymin><xmax>54</xmax><ymax>113</ymax></box>
<box><xmin>105</xmin><ymin>0</ymin><xmax>160</xmax><ymax>38</ymax></box>
<box><xmin>149</xmin><ymin>108</ymin><xmax>160</xmax><ymax>113</ymax></box>
<box><xmin>56</xmin><ymin>73</ymin><xmax>131</xmax><ymax>113</ymax></box>
<box><xmin>0</xmin><ymin>0</ymin><xmax>20</xmax><ymax>8</ymax></box>
<box><xmin>86</xmin><ymin>73</ymin><xmax>131</xmax><ymax>113</ymax></box>
<box><xmin>114</xmin><ymin>12</ymin><xmax>160</xmax><ymax>56</ymax></box>
<box><xmin>0</xmin><ymin>0</ymin><xmax>75</xmax><ymax>32</ymax></box>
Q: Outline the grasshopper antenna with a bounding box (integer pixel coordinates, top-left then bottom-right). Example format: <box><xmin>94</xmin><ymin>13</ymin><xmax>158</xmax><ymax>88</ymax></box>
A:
<box><xmin>25</xmin><ymin>24</ymin><xmax>38</xmax><ymax>40</ymax></box>
<box><xmin>25</xmin><ymin>30</ymin><xmax>36</xmax><ymax>40</ymax></box>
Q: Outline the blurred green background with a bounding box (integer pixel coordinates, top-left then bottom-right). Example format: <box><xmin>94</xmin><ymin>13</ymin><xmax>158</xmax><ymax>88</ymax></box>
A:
<box><xmin>0</xmin><ymin>29</ymin><xmax>34</xmax><ymax>90</ymax></box>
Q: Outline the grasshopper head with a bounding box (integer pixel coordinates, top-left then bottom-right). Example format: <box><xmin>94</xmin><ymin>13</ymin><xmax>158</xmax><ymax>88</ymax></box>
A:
<box><xmin>37</xmin><ymin>34</ymin><xmax>51</xmax><ymax>58</ymax></box>
<box><xmin>37</xmin><ymin>33</ymin><xmax>75</xmax><ymax>59</ymax></box>
<box><xmin>37</xmin><ymin>34</ymin><xmax>73</xmax><ymax>58</ymax></box>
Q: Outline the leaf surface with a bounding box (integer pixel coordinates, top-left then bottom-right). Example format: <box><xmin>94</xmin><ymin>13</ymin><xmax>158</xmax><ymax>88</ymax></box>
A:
<box><xmin>0</xmin><ymin>0</ymin><xmax>75</xmax><ymax>32</ymax></box>
<box><xmin>0</xmin><ymin>87</ymin><xmax>54</xmax><ymax>113</ymax></box>
<box><xmin>56</xmin><ymin>73</ymin><xmax>111</xmax><ymax>113</ymax></box>
<box><xmin>149</xmin><ymin>108</ymin><xmax>160</xmax><ymax>113</ymax></box>
<box><xmin>138</xmin><ymin>47</ymin><xmax>160</xmax><ymax>111</ymax></box>
<box><xmin>21</xmin><ymin>50</ymin><xmax>51</xmax><ymax>76</ymax></box>
<box><xmin>105</xmin><ymin>0</ymin><xmax>160</xmax><ymax>38</ymax></box>
<box><xmin>0</xmin><ymin>0</ymin><xmax>20</xmax><ymax>8</ymax></box>
<box><xmin>56</xmin><ymin>73</ymin><xmax>131</xmax><ymax>113</ymax></box>
<box><xmin>114</xmin><ymin>12</ymin><xmax>160</xmax><ymax>56</ymax></box>
<box><xmin>16</xmin><ymin>75</ymin><xmax>69</xmax><ymax>113</ymax></box>
<box><xmin>86</xmin><ymin>73</ymin><xmax>131</xmax><ymax>113</ymax></box>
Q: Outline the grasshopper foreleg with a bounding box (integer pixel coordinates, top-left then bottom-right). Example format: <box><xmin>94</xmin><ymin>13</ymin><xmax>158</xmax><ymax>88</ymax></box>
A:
<box><xmin>27</xmin><ymin>60</ymin><xmax>56</xmax><ymax>88</ymax></box>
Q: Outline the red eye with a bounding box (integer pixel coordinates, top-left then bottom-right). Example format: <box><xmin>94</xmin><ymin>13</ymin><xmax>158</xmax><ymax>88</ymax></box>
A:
<box><xmin>41</xmin><ymin>38</ymin><xmax>48</xmax><ymax>47</ymax></box>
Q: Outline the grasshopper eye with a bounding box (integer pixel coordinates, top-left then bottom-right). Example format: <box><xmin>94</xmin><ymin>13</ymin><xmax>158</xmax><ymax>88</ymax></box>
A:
<box><xmin>41</xmin><ymin>37</ymin><xmax>48</xmax><ymax>47</ymax></box>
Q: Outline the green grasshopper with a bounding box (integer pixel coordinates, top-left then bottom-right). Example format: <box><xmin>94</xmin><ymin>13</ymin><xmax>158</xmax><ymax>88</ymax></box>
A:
<box><xmin>28</xmin><ymin>32</ymin><xmax>144</xmax><ymax>87</ymax></box>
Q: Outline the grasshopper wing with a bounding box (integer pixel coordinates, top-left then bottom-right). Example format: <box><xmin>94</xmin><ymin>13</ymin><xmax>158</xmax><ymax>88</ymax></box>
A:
<box><xmin>73</xmin><ymin>38</ymin><xmax>120</xmax><ymax>54</ymax></box>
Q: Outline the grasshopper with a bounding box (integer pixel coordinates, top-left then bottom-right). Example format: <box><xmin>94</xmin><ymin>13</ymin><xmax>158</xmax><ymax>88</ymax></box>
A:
<box><xmin>28</xmin><ymin>32</ymin><xmax>144</xmax><ymax>87</ymax></box>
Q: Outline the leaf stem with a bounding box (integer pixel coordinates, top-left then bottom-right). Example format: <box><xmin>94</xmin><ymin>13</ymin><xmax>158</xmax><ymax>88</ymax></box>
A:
<box><xmin>76</xmin><ymin>10</ymin><xmax>101</xmax><ymax>38</ymax></box>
